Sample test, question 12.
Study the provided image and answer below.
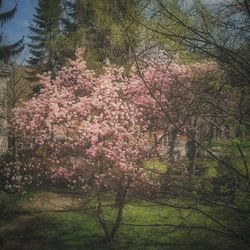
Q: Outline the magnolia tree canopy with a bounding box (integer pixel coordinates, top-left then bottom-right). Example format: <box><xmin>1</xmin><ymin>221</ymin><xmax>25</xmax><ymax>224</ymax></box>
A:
<box><xmin>13</xmin><ymin>50</ymin><xmax>152</xmax><ymax>191</ymax></box>
<box><xmin>9</xmin><ymin>49</ymin><xmax>225</xmax><ymax>192</ymax></box>
<box><xmin>6</xmin><ymin>49</ymin><xmax>229</xmax><ymax>241</ymax></box>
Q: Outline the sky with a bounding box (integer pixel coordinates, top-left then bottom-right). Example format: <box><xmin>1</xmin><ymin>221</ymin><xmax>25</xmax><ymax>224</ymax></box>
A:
<box><xmin>0</xmin><ymin>0</ymin><xmax>228</xmax><ymax>64</ymax></box>
<box><xmin>1</xmin><ymin>0</ymin><xmax>37</xmax><ymax>62</ymax></box>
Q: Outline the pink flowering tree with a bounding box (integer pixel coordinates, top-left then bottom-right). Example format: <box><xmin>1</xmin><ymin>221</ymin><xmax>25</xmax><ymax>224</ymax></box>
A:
<box><xmin>126</xmin><ymin>57</ymin><xmax>227</xmax><ymax>178</ymax></box>
<box><xmin>11</xmin><ymin>48</ymin><xmax>227</xmax><ymax>240</ymax></box>
<box><xmin>12</xmin><ymin>49</ymin><xmax>153</xmax><ymax>241</ymax></box>
<box><xmin>125</xmin><ymin>59</ymin><xmax>191</xmax><ymax>163</ymax></box>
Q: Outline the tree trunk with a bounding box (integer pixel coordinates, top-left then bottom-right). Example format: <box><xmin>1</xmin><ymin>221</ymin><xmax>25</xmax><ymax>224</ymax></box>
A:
<box><xmin>186</xmin><ymin>139</ymin><xmax>198</xmax><ymax>177</ymax></box>
<box><xmin>186</xmin><ymin>118</ymin><xmax>199</xmax><ymax>177</ymax></box>
<box><xmin>96</xmin><ymin>184</ymin><xmax>128</xmax><ymax>242</ymax></box>
<box><xmin>167</xmin><ymin>128</ymin><xmax>177</xmax><ymax>176</ymax></box>
<box><xmin>96</xmin><ymin>192</ymin><xmax>112</xmax><ymax>241</ymax></box>
<box><xmin>111</xmin><ymin>186</ymin><xmax>128</xmax><ymax>240</ymax></box>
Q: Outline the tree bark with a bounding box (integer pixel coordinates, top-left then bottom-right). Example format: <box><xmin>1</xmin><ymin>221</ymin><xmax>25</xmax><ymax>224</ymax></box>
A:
<box><xmin>111</xmin><ymin>186</ymin><xmax>128</xmax><ymax>240</ymax></box>
<box><xmin>96</xmin><ymin>191</ymin><xmax>111</xmax><ymax>241</ymax></box>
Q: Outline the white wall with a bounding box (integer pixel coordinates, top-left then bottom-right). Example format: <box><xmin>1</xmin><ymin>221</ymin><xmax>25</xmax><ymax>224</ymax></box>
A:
<box><xmin>0</xmin><ymin>76</ymin><xmax>8</xmax><ymax>155</ymax></box>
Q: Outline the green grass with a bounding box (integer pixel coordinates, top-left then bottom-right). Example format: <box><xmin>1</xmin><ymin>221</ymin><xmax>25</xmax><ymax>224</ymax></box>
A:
<box><xmin>1</xmin><ymin>151</ymin><xmax>249</xmax><ymax>250</ymax></box>
<box><xmin>1</xmin><ymin>154</ymin><xmax>249</xmax><ymax>249</ymax></box>
<box><xmin>1</xmin><ymin>194</ymin><xmax>248</xmax><ymax>250</ymax></box>
<box><xmin>144</xmin><ymin>157</ymin><xmax>219</xmax><ymax>177</ymax></box>
<box><xmin>144</xmin><ymin>159</ymin><xmax>168</xmax><ymax>174</ymax></box>
<box><xmin>1</xmin><ymin>213</ymin><xmax>103</xmax><ymax>250</ymax></box>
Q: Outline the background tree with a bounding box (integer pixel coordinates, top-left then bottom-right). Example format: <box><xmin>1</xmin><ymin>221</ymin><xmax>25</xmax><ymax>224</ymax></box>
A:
<box><xmin>7</xmin><ymin>57</ymin><xmax>33</xmax><ymax>158</ymax></box>
<box><xmin>0</xmin><ymin>0</ymin><xmax>24</xmax><ymax>156</ymax></box>
<box><xmin>63</xmin><ymin>0</ymin><xmax>144</xmax><ymax>70</ymax></box>
<box><xmin>118</xmin><ymin>1</ymin><xmax>250</xmax><ymax>245</ymax></box>
<box><xmin>27</xmin><ymin>0</ymin><xmax>63</xmax><ymax>81</ymax></box>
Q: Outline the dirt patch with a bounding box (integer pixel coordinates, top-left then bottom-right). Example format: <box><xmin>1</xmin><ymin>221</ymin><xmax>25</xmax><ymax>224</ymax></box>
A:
<box><xmin>0</xmin><ymin>215</ymin><xmax>34</xmax><ymax>233</ymax></box>
<box><xmin>0</xmin><ymin>191</ymin><xmax>85</xmax><ymax>249</ymax></box>
<box><xmin>22</xmin><ymin>192</ymin><xmax>83</xmax><ymax>212</ymax></box>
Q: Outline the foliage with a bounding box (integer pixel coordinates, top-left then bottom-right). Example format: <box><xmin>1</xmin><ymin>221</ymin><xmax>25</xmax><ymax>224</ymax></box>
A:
<box><xmin>63</xmin><ymin>0</ymin><xmax>144</xmax><ymax>68</ymax></box>
<box><xmin>27</xmin><ymin>0</ymin><xmax>63</xmax><ymax>76</ymax></box>
<box><xmin>14</xmin><ymin>49</ymin><xmax>149</xmax><ymax>191</ymax></box>
<box><xmin>12</xmin><ymin>50</ymin><xmax>226</xmax><ymax>191</ymax></box>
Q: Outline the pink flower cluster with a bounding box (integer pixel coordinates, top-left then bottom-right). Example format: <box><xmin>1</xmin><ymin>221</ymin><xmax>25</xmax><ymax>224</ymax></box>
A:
<box><xmin>13</xmin><ymin>49</ymin><xmax>150</xmax><ymax>190</ymax></box>
<box><xmin>13</xmin><ymin>49</ymin><xmax>221</xmax><ymax>191</ymax></box>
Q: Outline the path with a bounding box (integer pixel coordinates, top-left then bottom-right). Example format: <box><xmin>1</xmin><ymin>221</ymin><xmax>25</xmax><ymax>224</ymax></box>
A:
<box><xmin>0</xmin><ymin>192</ymin><xmax>83</xmax><ymax>245</ymax></box>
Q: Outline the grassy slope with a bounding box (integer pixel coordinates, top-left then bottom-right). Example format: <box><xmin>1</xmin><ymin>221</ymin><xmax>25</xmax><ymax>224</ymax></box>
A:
<box><xmin>1</xmin><ymin>192</ymin><xmax>248</xmax><ymax>250</ymax></box>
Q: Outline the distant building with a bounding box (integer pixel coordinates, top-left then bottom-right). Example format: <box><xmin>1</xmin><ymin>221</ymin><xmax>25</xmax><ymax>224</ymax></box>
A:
<box><xmin>0</xmin><ymin>63</ymin><xmax>10</xmax><ymax>155</ymax></box>
<box><xmin>0</xmin><ymin>63</ymin><xmax>35</xmax><ymax>155</ymax></box>
<box><xmin>147</xmin><ymin>129</ymin><xmax>187</xmax><ymax>161</ymax></box>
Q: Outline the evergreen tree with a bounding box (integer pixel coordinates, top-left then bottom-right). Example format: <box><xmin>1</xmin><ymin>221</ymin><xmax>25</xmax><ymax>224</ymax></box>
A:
<box><xmin>63</xmin><ymin>0</ymin><xmax>143</xmax><ymax>69</ymax></box>
<box><xmin>63</xmin><ymin>0</ymin><xmax>110</xmax><ymax>69</ymax></box>
<box><xmin>27</xmin><ymin>0</ymin><xmax>63</xmax><ymax>75</ymax></box>
<box><xmin>0</xmin><ymin>0</ymin><xmax>24</xmax><ymax>62</ymax></box>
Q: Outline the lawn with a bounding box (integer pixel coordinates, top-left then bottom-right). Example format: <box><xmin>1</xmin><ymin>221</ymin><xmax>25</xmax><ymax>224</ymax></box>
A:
<box><xmin>0</xmin><ymin>191</ymin><xmax>248</xmax><ymax>250</ymax></box>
